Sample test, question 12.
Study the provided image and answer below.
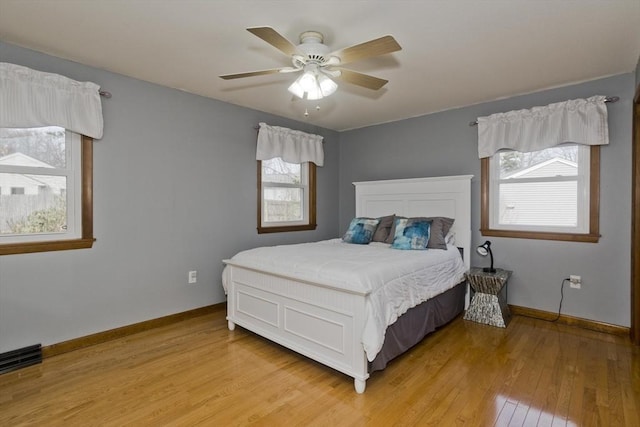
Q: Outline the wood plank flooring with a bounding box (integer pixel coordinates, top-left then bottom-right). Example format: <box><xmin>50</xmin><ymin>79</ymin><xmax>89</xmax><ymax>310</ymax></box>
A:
<box><xmin>1</xmin><ymin>307</ymin><xmax>639</xmax><ymax>426</ymax></box>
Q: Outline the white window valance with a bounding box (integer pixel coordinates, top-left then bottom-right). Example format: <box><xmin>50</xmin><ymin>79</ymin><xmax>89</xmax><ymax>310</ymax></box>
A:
<box><xmin>477</xmin><ymin>95</ymin><xmax>609</xmax><ymax>158</ymax></box>
<box><xmin>0</xmin><ymin>62</ymin><xmax>104</xmax><ymax>139</ymax></box>
<box><xmin>256</xmin><ymin>122</ymin><xmax>324</xmax><ymax>166</ymax></box>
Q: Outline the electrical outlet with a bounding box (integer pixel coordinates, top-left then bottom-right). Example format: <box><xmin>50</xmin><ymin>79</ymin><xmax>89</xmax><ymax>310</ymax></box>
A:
<box><xmin>188</xmin><ymin>270</ymin><xmax>197</xmax><ymax>284</ymax></box>
<box><xmin>569</xmin><ymin>275</ymin><xmax>581</xmax><ymax>289</ymax></box>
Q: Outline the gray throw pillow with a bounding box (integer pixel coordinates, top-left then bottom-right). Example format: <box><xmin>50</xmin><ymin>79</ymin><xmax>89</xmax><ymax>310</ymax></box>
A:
<box><xmin>372</xmin><ymin>214</ymin><xmax>395</xmax><ymax>243</ymax></box>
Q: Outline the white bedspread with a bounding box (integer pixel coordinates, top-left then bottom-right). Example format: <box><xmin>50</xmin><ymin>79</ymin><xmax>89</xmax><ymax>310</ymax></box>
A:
<box><xmin>222</xmin><ymin>239</ymin><xmax>466</xmax><ymax>361</ymax></box>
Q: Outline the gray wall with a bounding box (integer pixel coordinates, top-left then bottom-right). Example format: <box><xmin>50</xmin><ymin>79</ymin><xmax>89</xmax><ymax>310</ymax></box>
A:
<box><xmin>0</xmin><ymin>42</ymin><xmax>340</xmax><ymax>353</ymax></box>
<box><xmin>1</xmin><ymin>41</ymin><xmax>635</xmax><ymax>354</ymax></box>
<box><xmin>339</xmin><ymin>73</ymin><xmax>635</xmax><ymax>327</ymax></box>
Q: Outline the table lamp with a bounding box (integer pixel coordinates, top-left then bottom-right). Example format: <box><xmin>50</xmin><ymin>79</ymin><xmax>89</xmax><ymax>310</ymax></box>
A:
<box><xmin>476</xmin><ymin>240</ymin><xmax>496</xmax><ymax>273</ymax></box>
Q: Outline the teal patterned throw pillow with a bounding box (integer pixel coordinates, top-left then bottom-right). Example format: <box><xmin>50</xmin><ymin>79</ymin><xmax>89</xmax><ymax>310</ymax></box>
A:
<box><xmin>391</xmin><ymin>218</ymin><xmax>432</xmax><ymax>250</ymax></box>
<box><xmin>343</xmin><ymin>217</ymin><xmax>380</xmax><ymax>244</ymax></box>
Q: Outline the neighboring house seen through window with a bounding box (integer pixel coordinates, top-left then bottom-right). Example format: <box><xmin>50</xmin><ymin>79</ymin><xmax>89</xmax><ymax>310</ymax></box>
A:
<box><xmin>258</xmin><ymin>157</ymin><xmax>316</xmax><ymax>233</ymax></box>
<box><xmin>481</xmin><ymin>144</ymin><xmax>600</xmax><ymax>242</ymax></box>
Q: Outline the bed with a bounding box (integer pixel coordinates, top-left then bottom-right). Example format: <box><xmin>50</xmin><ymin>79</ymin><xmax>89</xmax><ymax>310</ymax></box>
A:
<box><xmin>222</xmin><ymin>175</ymin><xmax>472</xmax><ymax>393</ymax></box>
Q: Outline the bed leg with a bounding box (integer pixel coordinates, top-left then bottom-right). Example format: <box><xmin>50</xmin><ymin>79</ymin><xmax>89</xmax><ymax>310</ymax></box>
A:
<box><xmin>227</xmin><ymin>320</ymin><xmax>236</xmax><ymax>331</ymax></box>
<box><xmin>354</xmin><ymin>378</ymin><xmax>366</xmax><ymax>394</ymax></box>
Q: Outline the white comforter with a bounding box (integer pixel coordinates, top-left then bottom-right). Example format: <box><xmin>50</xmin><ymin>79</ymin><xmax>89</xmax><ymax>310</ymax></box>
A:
<box><xmin>222</xmin><ymin>239</ymin><xmax>466</xmax><ymax>361</ymax></box>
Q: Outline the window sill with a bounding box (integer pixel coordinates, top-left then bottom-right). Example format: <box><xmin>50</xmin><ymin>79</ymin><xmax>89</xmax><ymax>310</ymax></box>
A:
<box><xmin>480</xmin><ymin>228</ymin><xmax>600</xmax><ymax>243</ymax></box>
<box><xmin>0</xmin><ymin>238</ymin><xmax>96</xmax><ymax>255</ymax></box>
<box><xmin>257</xmin><ymin>224</ymin><xmax>317</xmax><ymax>234</ymax></box>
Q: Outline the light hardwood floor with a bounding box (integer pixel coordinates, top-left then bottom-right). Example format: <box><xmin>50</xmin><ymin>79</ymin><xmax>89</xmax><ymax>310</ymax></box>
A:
<box><xmin>1</xmin><ymin>306</ymin><xmax>639</xmax><ymax>426</ymax></box>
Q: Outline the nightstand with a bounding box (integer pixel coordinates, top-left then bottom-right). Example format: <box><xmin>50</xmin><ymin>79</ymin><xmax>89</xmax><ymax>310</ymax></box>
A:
<box><xmin>463</xmin><ymin>267</ymin><xmax>512</xmax><ymax>327</ymax></box>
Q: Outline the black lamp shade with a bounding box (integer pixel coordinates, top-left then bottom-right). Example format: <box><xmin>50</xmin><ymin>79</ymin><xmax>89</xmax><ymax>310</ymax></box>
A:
<box><xmin>476</xmin><ymin>240</ymin><xmax>496</xmax><ymax>273</ymax></box>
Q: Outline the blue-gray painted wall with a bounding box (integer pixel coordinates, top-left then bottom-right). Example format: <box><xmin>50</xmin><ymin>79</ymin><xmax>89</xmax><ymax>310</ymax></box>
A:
<box><xmin>339</xmin><ymin>73</ymin><xmax>635</xmax><ymax>327</ymax></box>
<box><xmin>0</xmin><ymin>40</ymin><xmax>635</xmax><ymax>353</ymax></box>
<box><xmin>0</xmin><ymin>42</ymin><xmax>340</xmax><ymax>353</ymax></box>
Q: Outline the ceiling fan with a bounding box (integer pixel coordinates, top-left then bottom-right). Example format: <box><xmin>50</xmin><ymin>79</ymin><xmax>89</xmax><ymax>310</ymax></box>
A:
<box><xmin>220</xmin><ymin>27</ymin><xmax>402</xmax><ymax>100</ymax></box>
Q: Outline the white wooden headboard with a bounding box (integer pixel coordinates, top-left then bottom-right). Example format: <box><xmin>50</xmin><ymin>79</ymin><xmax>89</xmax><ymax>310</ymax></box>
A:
<box><xmin>353</xmin><ymin>175</ymin><xmax>473</xmax><ymax>271</ymax></box>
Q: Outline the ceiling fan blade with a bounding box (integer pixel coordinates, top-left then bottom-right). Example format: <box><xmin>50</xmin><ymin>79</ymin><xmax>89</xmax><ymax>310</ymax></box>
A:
<box><xmin>247</xmin><ymin>27</ymin><xmax>297</xmax><ymax>57</ymax></box>
<box><xmin>335</xmin><ymin>69</ymin><xmax>389</xmax><ymax>90</ymax></box>
<box><xmin>329</xmin><ymin>35</ymin><xmax>401</xmax><ymax>65</ymax></box>
<box><xmin>219</xmin><ymin>68</ymin><xmax>296</xmax><ymax>80</ymax></box>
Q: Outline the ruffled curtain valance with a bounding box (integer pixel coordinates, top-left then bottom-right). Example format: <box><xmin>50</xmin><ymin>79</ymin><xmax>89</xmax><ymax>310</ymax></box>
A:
<box><xmin>477</xmin><ymin>95</ymin><xmax>609</xmax><ymax>158</ymax></box>
<box><xmin>256</xmin><ymin>122</ymin><xmax>324</xmax><ymax>166</ymax></box>
<box><xmin>0</xmin><ymin>62</ymin><xmax>104</xmax><ymax>139</ymax></box>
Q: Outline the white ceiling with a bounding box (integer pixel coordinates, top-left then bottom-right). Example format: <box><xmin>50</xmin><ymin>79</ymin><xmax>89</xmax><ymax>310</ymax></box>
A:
<box><xmin>1</xmin><ymin>1</ymin><xmax>639</xmax><ymax>131</ymax></box>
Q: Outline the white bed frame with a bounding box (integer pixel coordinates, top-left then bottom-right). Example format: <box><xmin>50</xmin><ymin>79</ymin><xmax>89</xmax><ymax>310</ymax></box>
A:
<box><xmin>224</xmin><ymin>175</ymin><xmax>472</xmax><ymax>393</ymax></box>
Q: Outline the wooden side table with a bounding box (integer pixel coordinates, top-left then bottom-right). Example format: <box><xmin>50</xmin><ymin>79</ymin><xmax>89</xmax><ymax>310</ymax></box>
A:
<box><xmin>463</xmin><ymin>267</ymin><xmax>512</xmax><ymax>327</ymax></box>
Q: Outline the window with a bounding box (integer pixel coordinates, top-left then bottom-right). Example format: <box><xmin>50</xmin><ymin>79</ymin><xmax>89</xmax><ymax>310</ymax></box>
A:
<box><xmin>257</xmin><ymin>157</ymin><xmax>316</xmax><ymax>233</ymax></box>
<box><xmin>0</xmin><ymin>126</ymin><xmax>94</xmax><ymax>255</ymax></box>
<box><xmin>481</xmin><ymin>144</ymin><xmax>600</xmax><ymax>242</ymax></box>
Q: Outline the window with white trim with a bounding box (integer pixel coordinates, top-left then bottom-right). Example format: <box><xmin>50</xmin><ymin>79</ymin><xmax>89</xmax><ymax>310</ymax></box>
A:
<box><xmin>481</xmin><ymin>145</ymin><xmax>600</xmax><ymax>242</ymax></box>
<box><xmin>0</xmin><ymin>126</ymin><xmax>85</xmax><ymax>246</ymax></box>
<box><xmin>258</xmin><ymin>157</ymin><xmax>316</xmax><ymax>233</ymax></box>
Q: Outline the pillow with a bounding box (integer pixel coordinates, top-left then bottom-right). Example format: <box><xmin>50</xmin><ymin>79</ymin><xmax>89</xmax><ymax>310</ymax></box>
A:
<box><xmin>428</xmin><ymin>217</ymin><xmax>455</xmax><ymax>250</ymax></box>
<box><xmin>385</xmin><ymin>216</ymin><xmax>405</xmax><ymax>244</ymax></box>
<box><xmin>371</xmin><ymin>214</ymin><xmax>395</xmax><ymax>242</ymax></box>
<box><xmin>342</xmin><ymin>217</ymin><xmax>380</xmax><ymax>244</ymax></box>
<box><xmin>385</xmin><ymin>216</ymin><xmax>454</xmax><ymax>250</ymax></box>
<box><xmin>445</xmin><ymin>231</ymin><xmax>456</xmax><ymax>245</ymax></box>
<box><xmin>390</xmin><ymin>218</ymin><xmax>432</xmax><ymax>250</ymax></box>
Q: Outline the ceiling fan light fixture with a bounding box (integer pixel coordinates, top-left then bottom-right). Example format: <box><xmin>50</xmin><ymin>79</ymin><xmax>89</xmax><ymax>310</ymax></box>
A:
<box><xmin>288</xmin><ymin>71</ymin><xmax>317</xmax><ymax>99</ymax></box>
<box><xmin>287</xmin><ymin>79</ymin><xmax>305</xmax><ymax>99</ymax></box>
<box><xmin>298</xmin><ymin>71</ymin><xmax>318</xmax><ymax>92</ymax></box>
<box><xmin>317</xmin><ymin>73</ymin><xmax>338</xmax><ymax>97</ymax></box>
<box><xmin>301</xmin><ymin>77</ymin><xmax>323</xmax><ymax>100</ymax></box>
<box><xmin>288</xmin><ymin>66</ymin><xmax>338</xmax><ymax>100</ymax></box>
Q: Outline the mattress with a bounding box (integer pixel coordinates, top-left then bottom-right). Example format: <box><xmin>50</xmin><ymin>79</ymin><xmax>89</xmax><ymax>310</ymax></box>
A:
<box><xmin>223</xmin><ymin>238</ymin><xmax>466</xmax><ymax>361</ymax></box>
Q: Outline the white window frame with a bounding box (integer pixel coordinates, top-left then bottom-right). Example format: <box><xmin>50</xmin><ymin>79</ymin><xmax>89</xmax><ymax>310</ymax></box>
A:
<box><xmin>488</xmin><ymin>144</ymin><xmax>590</xmax><ymax>234</ymax></box>
<box><xmin>261</xmin><ymin>161</ymin><xmax>309</xmax><ymax>228</ymax></box>
<box><xmin>0</xmin><ymin>128</ymin><xmax>82</xmax><ymax>244</ymax></box>
<box><xmin>481</xmin><ymin>145</ymin><xmax>600</xmax><ymax>243</ymax></box>
<box><xmin>257</xmin><ymin>159</ymin><xmax>317</xmax><ymax>234</ymax></box>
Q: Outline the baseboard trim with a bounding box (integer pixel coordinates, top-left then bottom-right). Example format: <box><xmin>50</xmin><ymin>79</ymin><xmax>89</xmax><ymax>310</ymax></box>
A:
<box><xmin>509</xmin><ymin>305</ymin><xmax>630</xmax><ymax>337</ymax></box>
<box><xmin>42</xmin><ymin>303</ymin><xmax>225</xmax><ymax>358</ymax></box>
<box><xmin>40</xmin><ymin>303</ymin><xmax>629</xmax><ymax>358</ymax></box>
